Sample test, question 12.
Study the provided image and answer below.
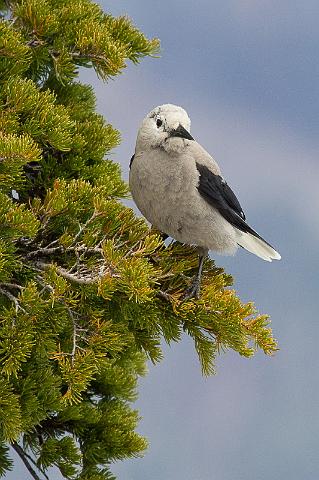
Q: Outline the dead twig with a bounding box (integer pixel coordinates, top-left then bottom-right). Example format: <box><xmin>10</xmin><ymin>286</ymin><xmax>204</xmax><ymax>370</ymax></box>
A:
<box><xmin>0</xmin><ymin>287</ymin><xmax>26</xmax><ymax>313</ymax></box>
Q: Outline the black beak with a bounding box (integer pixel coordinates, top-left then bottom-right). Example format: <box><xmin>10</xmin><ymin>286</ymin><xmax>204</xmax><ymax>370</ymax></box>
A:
<box><xmin>169</xmin><ymin>124</ymin><xmax>194</xmax><ymax>141</ymax></box>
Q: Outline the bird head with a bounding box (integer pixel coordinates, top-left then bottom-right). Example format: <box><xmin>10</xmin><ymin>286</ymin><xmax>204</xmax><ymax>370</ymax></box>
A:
<box><xmin>135</xmin><ymin>104</ymin><xmax>193</xmax><ymax>154</ymax></box>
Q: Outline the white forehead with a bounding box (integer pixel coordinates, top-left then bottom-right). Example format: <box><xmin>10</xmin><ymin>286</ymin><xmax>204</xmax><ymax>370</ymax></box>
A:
<box><xmin>147</xmin><ymin>104</ymin><xmax>191</xmax><ymax>129</ymax></box>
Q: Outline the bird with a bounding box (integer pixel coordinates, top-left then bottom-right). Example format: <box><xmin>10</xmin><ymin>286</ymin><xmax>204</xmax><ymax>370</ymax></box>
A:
<box><xmin>129</xmin><ymin>104</ymin><xmax>281</xmax><ymax>299</ymax></box>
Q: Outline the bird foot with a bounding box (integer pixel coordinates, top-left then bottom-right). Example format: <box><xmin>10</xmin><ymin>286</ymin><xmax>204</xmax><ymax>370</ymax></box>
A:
<box><xmin>181</xmin><ymin>278</ymin><xmax>201</xmax><ymax>301</ymax></box>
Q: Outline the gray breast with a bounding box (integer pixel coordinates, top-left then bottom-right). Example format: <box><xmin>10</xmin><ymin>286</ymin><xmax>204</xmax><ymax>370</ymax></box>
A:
<box><xmin>129</xmin><ymin>148</ymin><xmax>237</xmax><ymax>254</ymax></box>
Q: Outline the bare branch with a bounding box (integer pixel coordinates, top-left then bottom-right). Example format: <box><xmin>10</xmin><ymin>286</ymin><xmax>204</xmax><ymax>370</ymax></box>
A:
<box><xmin>55</xmin><ymin>266</ymin><xmax>97</xmax><ymax>285</ymax></box>
<box><xmin>34</xmin><ymin>275</ymin><xmax>54</xmax><ymax>296</ymax></box>
<box><xmin>33</xmin><ymin>275</ymin><xmax>88</xmax><ymax>362</ymax></box>
<box><xmin>27</xmin><ymin>38</ymin><xmax>45</xmax><ymax>48</ymax></box>
<box><xmin>122</xmin><ymin>232</ymin><xmax>149</xmax><ymax>259</ymax></box>
<box><xmin>48</xmin><ymin>48</ymin><xmax>110</xmax><ymax>65</ymax></box>
<box><xmin>11</xmin><ymin>442</ymin><xmax>43</xmax><ymax>480</ymax></box>
<box><xmin>33</xmin><ymin>261</ymin><xmax>97</xmax><ymax>285</ymax></box>
<box><xmin>25</xmin><ymin>244</ymin><xmax>103</xmax><ymax>260</ymax></box>
<box><xmin>44</xmin><ymin>238</ymin><xmax>60</xmax><ymax>249</ymax></box>
<box><xmin>13</xmin><ymin>444</ymin><xmax>49</xmax><ymax>480</ymax></box>
<box><xmin>0</xmin><ymin>283</ymin><xmax>24</xmax><ymax>291</ymax></box>
<box><xmin>26</xmin><ymin>246</ymin><xmax>64</xmax><ymax>258</ymax></box>
<box><xmin>71</xmin><ymin>51</ymin><xmax>109</xmax><ymax>63</ymax></box>
<box><xmin>0</xmin><ymin>287</ymin><xmax>26</xmax><ymax>313</ymax></box>
<box><xmin>66</xmin><ymin>307</ymin><xmax>77</xmax><ymax>364</ymax></box>
<box><xmin>70</xmin><ymin>211</ymin><xmax>101</xmax><ymax>247</ymax></box>
<box><xmin>72</xmin><ymin>245</ymin><xmax>103</xmax><ymax>254</ymax></box>
<box><xmin>123</xmin><ymin>240</ymin><xmax>142</xmax><ymax>259</ymax></box>
<box><xmin>158</xmin><ymin>290</ymin><xmax>172</xmax><ymax>302</ymax></box>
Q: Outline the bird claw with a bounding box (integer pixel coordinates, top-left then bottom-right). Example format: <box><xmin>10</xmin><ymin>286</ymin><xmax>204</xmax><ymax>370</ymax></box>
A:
<box><xmin>181</xmin><ymin>279</ymin><xmax>201</xmax><ymax>301</ymax></box>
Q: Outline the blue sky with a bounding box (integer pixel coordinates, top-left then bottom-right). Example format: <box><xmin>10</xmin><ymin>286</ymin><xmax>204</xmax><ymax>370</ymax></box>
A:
<box><xmin>97</xmin><ymin>2</ymin><xmax>319</xmax><ymax>479</ymax></box>
<box><xmin>8</xmin><ymin>1</ymin><xmax>319</xmax><ymax>479</ymax></box>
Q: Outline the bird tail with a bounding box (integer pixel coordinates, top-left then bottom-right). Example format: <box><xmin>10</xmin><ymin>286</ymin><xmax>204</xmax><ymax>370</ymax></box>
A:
<box><xmin>235</xmin><ymin>230</ymin><xmax>281</xmax><ymax>262</ymax></box>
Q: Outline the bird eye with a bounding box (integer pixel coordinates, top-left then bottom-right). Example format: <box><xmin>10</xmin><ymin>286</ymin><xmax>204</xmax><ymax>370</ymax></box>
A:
<box><xmin>156</xmin><ymin>118</ymin><xmax>163</xmax><ymax>128</ymax></box>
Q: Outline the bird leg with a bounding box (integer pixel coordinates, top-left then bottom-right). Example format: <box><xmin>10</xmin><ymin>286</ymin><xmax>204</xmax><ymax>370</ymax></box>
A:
<box><xmin>182</xmin><ymin>248</ymin><xmax>208</xmax><ymax>300</ymax></box>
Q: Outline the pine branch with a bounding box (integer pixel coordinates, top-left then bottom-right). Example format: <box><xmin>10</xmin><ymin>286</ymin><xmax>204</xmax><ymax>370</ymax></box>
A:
<box><xmin>34</xmin><ymin>274</ymin><xmax>88</xmax><ymax>362</ymax></box>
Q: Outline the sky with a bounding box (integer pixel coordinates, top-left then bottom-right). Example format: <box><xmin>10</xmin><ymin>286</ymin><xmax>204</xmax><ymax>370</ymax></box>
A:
<box><xmin>8</xmin><ymin>1</ymin><xmax>319</xmax><ymax>479</ymax></box>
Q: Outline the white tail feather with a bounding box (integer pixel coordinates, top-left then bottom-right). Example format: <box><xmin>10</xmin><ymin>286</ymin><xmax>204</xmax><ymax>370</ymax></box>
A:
<box><xmin>235</xmin><ymin>230</ymin><xmax>281</xmax><ymax>262</ymax></box>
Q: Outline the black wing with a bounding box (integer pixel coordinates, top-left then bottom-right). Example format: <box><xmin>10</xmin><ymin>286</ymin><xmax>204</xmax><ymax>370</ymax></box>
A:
<box><xmin>129</xmin><ymin>154</ymin><xmax>135</xmax><ymax>169</ymax></box>
<box><xmin>196</xmin><ymin>162</ymin><xmax>263</xmax><ymax>238</ymax></box>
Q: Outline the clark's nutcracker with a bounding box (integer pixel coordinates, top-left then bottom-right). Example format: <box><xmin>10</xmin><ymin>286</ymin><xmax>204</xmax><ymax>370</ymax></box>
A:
<box><xmin>129</xmin><ymin>104</ymin><xmax>281</xmax><ymax>299</ymax></box>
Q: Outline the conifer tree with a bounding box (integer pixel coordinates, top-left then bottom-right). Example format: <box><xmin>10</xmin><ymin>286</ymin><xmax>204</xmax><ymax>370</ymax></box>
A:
<box><xmin>0</xmin><ymin>1</ymin><xmax>278</xmax><ymax>478</ymax></box>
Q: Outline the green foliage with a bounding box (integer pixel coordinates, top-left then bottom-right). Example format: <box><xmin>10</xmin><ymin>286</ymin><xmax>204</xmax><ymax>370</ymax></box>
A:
<box><xmin>0</xmin><ymin>443</ymin><xmax>13</xmax><ymax>476</ymax></box>
<box><xmin>2</xmin><ymin>77</ymin><xmax>75</xmax><ymax>150</ymax></box>
<box><xmin>0</xmin><ymin>1</ymin><xmax>278</xmax><ymax>479</ymax></box>
<box><xmin>0</xmin><ymin>21</ymin><xmax>31</xmax><ymax>79</ymax></box>
<box><xmin>10</xmin><ymin>0</ymin><xmax>160</xmax><ymax>83</ymax></box>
